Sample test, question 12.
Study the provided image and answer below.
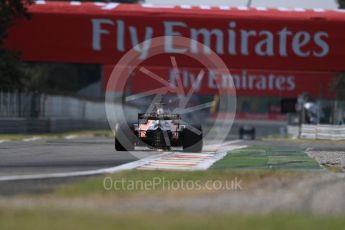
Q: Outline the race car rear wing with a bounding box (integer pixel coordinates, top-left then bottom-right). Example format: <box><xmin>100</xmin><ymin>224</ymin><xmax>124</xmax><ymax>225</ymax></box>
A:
<box><xmin>138</xmin><ymin>113</ymin><xmax>180</xmax><ymax>120</ymax></box>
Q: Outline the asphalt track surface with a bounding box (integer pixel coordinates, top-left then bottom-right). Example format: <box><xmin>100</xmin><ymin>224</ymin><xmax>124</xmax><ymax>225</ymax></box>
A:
<box><xmin>1</xmin><ymin>137</ymin><xmax>344</xmax><ymax>178</ymax></box>
<box><xmin>1</xmin><ymin>136</ymin><xmax>343</xmax><ymax>195</ymax></box>
<box><xmin>0</xmin><ymin>137</ymin><xmax>141</xmax><ymax>195</ymax></box>
<box><xmin>0</xmin><ymin>137</ymin><xmax>234</xmax><ymax>195</ymax></box>
<box><xmin>0</xmin><ymin>137</ymin><xmax>139</xmax><ymax>177</ymax></box>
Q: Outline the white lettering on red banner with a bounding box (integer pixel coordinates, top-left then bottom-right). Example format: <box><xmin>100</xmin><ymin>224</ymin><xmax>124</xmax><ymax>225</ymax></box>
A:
<box><xmin>91</xmin><ymin>19</ymin><xmax>329</xmax><ymax>60</ymax></box>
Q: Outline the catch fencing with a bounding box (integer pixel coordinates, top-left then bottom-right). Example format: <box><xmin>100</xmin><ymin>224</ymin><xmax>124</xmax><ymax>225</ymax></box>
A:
<box><xmin>0</xmin><ymin>90</ymin><xmax>107</xmax><ymax>120</ymax></box>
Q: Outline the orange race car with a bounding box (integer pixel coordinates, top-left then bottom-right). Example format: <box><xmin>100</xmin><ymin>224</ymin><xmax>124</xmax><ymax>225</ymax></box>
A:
<box><xmin>115</xmin><ymin>104</ymin><xmax>203</xmax><ymax>152</ymax></box>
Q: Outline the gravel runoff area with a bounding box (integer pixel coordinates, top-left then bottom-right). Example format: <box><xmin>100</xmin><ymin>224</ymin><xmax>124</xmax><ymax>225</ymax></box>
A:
<box><xmin>306</xmin><ymin>149</ymin><xmax>345</xmax><ymax>172</ymax></box>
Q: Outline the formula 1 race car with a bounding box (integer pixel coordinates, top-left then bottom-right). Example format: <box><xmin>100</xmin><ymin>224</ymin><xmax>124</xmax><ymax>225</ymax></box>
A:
<box><xmin>115</xmin><ymin>104</ymin><xmax>203</xmax><ymax>152</ymax></box>
<box><xmin>239</xmin><ymin>125</ymin><xmax>255</xmax><ymax>140</ymax></box>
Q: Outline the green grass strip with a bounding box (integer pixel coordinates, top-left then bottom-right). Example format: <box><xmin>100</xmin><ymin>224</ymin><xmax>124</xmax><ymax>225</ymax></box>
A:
<box><xmin>211</xmin><ymin>145</ymin><xmax>321</xmax><ymax>171</ymax></box>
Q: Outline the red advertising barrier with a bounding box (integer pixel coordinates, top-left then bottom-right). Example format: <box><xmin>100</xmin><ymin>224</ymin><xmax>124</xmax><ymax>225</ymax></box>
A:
<box><xmin>103</xmin><ymin>64</ymin><xmax>335</xmax><ymax>98</ymax></box>
<box><xmin>215</xmin><ymin>112</ymin><xmax>288</xmax><ymax>121</ymax></box>
<box><xmin>5</xmin><ymin>2</ymin><xmax>345</xmax><ymax>72</ymax></box>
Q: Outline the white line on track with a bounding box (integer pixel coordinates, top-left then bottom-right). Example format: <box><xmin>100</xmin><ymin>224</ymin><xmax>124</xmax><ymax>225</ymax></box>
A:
<box><xmin>0</xmin><ymin>140</ymin><xmax>246</xmax><ymax>182</ymax></box>
<box><xmin>0</xmin><ymin>152</ymin><xmax>172</xmax><ymax>182</ymax></box>
<box><xmin>23</xmin><ymin>137</ymin><xmax>42</xmax><ymax>142</ymax></box>
<box><xmin>64</xmin><ymin>135</ymin><xmax>79</xmax><ymax>140</ymax></box>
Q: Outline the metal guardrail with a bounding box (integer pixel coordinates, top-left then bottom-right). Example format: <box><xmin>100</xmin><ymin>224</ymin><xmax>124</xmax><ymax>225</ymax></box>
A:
<box><xmin>0</xmin><ymin>90</ymin><xmax>38</xmax><ymax>117</ymax></box>
<box><xmin>0</xmin><ymin>90</ymin><xmax>145</xmax><ymax>133</ymax></box>
<box><xmin>301</xmin><ymin>124</ymin><xmax>345</xmax><ymax>140</ymax></box>
<box><xmin>0</xmin><ymin>90</ymin><xmax>141</xmax><ymax>121</ymax></box>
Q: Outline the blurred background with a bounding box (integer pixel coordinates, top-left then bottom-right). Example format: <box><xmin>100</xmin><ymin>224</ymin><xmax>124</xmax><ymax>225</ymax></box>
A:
<box><xmin>1</xmin><ymin>0</ymin><xmax>345</xmax><ymax>140</ymax></box>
